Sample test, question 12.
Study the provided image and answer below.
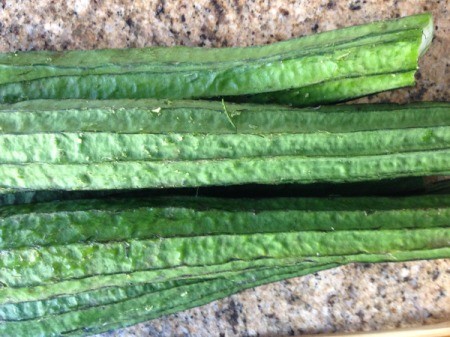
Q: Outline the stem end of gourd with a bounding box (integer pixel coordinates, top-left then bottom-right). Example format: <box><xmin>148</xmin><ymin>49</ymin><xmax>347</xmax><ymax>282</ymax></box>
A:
<box><xmin>418</xmin><ymin>13</ymin><xmax>433</xmax><ymax>57</ymax></box>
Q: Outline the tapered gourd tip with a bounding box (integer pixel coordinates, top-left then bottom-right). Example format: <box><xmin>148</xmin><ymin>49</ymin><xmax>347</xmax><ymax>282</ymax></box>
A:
<box><xmin>418</xmin><ymin>13</ymin><xmax>434</xmax><ymax>57</ymax></box>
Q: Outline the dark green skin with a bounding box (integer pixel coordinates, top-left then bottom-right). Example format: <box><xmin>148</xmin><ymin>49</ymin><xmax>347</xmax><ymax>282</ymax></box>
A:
<box><xmin>0</xmin><ymin>194</ymin><xmax>449</xmax><ymax>294</ymax></box>
<box><xmin>1</xmin><ymin>194</ymin><xmax>450</xmax><ymax>249</ymax></box>
<box><xmin>0</xmin><ymin>14</ymin><xmax>432</xmax><ymax>104</ymax></box>
<box><xmin>0</xmin><ymin>100</ymin><xmax>449</xmax><ymax>190</ymax></box>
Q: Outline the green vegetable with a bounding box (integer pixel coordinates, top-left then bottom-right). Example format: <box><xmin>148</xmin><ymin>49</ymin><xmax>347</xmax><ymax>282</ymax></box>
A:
<box><xmin>1</xmin><ymin>263</ymin><xmax>336</xmax><ymax>337</ymax></box>
<box><xmin>0</xmin><ymin>13</ymin><xmax>432</xmax><ymax>105</ymax></box>
<box><xmin>240</xmin><ymin>71</ymin><xmax>416</xmax><ymax>106</ymax></box>
<box><xmin>0</xmin><ymin>100</ymin><xmax>449</xmax><ymax>190</ymax></box>
<box><xmin>2</xmin><ymin>194</ymin><xmax>450</xmax><ymax>250</ymax></box>
<box><xmin>0</xmin><ymin>261</ymin><xmax>332</xmax><ymax>321</ymax></box>
<box><xmin>2</xmin><ymin>218</ymin><xmax>448</xmax><ymax>288</ymax></box>
<box><xmin>0</xmin><ymin>193</ymin><xmax>449</xmax><ymax>336</ymax></box>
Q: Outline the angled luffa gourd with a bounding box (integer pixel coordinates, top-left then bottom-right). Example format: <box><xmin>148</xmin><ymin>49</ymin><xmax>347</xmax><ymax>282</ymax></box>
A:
<box><xmin>0</xmin><ymin>193</ymin><xmax>449</xmax><ymax>336</ymax></box>
<box><xmin>0</xmin><ymin>100</ymin><xmax>449</xmax><ymax>190</ymax></box>
<box><xmin>0</xmin><ymin>13</ymin><xmax>433</xmax><ymax>105</ymax></box>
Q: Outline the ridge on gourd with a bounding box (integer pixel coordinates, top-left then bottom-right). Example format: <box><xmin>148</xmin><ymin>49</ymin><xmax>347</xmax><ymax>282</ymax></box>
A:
<box><xmin>0</xmin><ymin>100</ymin><xmax>449</xmax><ymax>191</ymax></box>
<box><xmin>1</xmin><ymin>100</ymin><xmax>449</xmax><ymax>134</ymax></box>
<box><xmin>0</xmin><ymin>13</ymin><xmax>433</xmax><ymax>105</ymax></box>
<box><xmin>2</xmin><ymin>150</ymin><xmax>449</xmax><ymax>190</ymax></box>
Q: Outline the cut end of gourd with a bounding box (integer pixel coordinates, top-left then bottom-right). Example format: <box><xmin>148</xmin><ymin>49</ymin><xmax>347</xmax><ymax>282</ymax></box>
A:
<box><xmin>418</xmin><ymin>13</ymin><xmax>434</xmax><ymax>57</ymax></box>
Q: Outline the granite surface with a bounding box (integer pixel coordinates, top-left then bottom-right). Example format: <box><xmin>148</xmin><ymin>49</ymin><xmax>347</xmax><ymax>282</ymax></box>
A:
<box><xmin>0</xmin><ymin>0</ymin><xmax>449</xmax><ymax>336</ymax></box>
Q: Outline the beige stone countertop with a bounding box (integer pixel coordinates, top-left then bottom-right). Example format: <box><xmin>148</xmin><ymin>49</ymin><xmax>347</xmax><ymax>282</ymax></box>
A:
<box><xmin>0</xmin><ymin>1</ymin><xmax>449</xmax><ymax>336</ymax></box>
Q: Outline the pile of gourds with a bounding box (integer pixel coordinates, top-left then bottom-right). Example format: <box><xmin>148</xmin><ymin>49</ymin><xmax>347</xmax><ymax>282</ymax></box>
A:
<box><xmin>0</xmin><ymin>13</ymin><xmax>448</xmax><ymax>336</ymax></box>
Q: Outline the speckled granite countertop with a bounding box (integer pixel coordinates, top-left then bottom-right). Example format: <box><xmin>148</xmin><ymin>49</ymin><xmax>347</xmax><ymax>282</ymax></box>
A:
<box><xmin>0</xmin><ymin>1</ymin><xmax>449</xmax><ymax>336</ymax></box>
